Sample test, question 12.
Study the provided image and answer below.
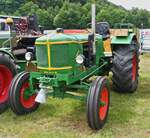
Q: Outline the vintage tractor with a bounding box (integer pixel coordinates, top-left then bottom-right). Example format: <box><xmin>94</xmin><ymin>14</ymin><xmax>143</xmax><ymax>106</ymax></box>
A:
<box><xmin>8</xmin><ymin>6</ymin><xmax>139</xmax><ymax>130</ymax></box>
<box><xmin>0</xmin><ymin>15</ymin><xmax>43</xmax><ymax>113</ymax></box>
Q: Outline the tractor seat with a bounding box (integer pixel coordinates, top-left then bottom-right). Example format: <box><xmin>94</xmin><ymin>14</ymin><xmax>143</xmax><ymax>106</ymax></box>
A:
<box><xmin>96</xmin><ymin>22</ymin><xmax>110</xmax><ymax>39</ymax></box>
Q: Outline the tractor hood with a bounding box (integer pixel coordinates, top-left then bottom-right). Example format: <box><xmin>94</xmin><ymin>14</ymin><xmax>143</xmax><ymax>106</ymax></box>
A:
<box><xmin>35</xmin><ymin>33</ymin><xmax>90</xmax><ymax>72</ymax></box>
<box><xmin>35</xmin><ymin>33</ymin><xmax>89</xmax><ymax>44</ymax></box>
<box><xmin>35</xmin><ymin>33</ymin><xmax>103</xmax><ymax>73</ymax></box>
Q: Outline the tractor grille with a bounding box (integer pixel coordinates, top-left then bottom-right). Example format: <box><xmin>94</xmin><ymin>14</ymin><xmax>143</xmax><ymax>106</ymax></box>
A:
<box><xmin>36</xmin><ymin>44</ymin><xmax>70</xmax><ymax>69</ymax></box>
<box><xmin>51</xmin><ymin>44</ymin><xmax>70</xmax><ymax>67</ymax></box>
<box><xmin>36</xmin><ymin>45</ymin><xmax>48</xmax><ymax>68</ymax></box>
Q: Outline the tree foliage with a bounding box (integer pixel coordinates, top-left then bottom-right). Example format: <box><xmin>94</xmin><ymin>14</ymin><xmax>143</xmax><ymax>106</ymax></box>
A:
<box><xmin>0</xmin><ymin>0</ymin><xmax>150</xmax><ymax>29</ymax></box>
<box><xmin>54</xmin><ymin>2</ymin><xmax>88</xmax><ymax>29</ymax></box>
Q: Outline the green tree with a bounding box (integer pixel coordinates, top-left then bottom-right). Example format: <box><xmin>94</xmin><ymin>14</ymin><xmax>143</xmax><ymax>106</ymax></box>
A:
<box><xmin>36</xmin><ymin>6</ymin><xmax>59</xmax><ymax>29</ymax></box>
<box><xmin>16</xmin><ymin>1</ymin><xmax>39</xmax><ymax>16</ymax></box>
<box><xmin>54</xmin><ymin>2</ymin><xmax>86</xmax><ymax>29</ymax></box>
<box><xmin>96</xmin><ymin>6</ymin><xmax>127</xmax><ymax>27</ymax></box>
<box><xmin>31</xmin><ymin>0</ymin><xmax>63</xmax><ymax>8</ymax></box>
<box><xmin>0</xmin><ymin>0</ymin><xmax>25</xmax><ymax>14</ymax></box>
<box><xmin>1</xmin><ymin>0</ymin><xmax>150</xmax><ymax>29</ymax></box>
<box><xmin>126</xmin><ymin>8</ymin><xmax>150</xmax><ymax>28</ymax></box>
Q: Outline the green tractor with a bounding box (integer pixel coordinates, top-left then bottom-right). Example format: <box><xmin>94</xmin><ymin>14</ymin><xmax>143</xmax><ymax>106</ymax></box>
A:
<box><xmin>8</xmin><ymin>6</ymin><xmax>140</xmax><ymax>130</ymax></box>
<box><xmin>8</xmin><ymin>24</ymin><xmax>140</xmax><ymax>130</ymax></box>
<box><xmin>0</xmin><ymin>15</ymin><xmax>43</xmax><ymax>113</ymax></box>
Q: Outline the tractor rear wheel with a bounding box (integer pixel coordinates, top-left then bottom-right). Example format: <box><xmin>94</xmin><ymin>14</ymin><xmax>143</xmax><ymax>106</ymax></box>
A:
<box><xmin>112</xmin><ymin>41</ymin><xmax>139</xmax><ymax>93</ymax></box>
<box><xmin>9</xmin><ymin>72</ymin><xmax>39</xmax><ymax>115</ymax></box>
<box><xmin>0</xmin><ymin>53</ymin><xmax>17</xmax><ymax>113</ymax></box>
<box><xmin>87</xmin><ymin>76</ymin><xmax>110</xmax><ymax>130</ymax></box>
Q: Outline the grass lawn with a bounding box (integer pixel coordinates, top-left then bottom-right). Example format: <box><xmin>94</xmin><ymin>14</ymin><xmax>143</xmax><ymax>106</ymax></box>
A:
<box><xmin>0</xmin><ymin>54</ymin><xmax>150</xmax><ymax>138</ymax></box>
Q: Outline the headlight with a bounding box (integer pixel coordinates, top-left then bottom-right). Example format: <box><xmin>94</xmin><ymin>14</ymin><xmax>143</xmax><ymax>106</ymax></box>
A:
<box><xmin>25</xmin><ymin>52</ymin><xmax>33</xmax><ymax>61</ymax></box>
<box><xmin>76</xmin><ymin>54</ymin><xmax>84</xmax><ymax>64</ymax></box>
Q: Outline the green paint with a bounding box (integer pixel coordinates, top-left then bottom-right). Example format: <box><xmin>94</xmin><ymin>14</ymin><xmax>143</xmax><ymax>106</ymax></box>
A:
<box><xmin>23</xmin><ymin>88</ymin><xmax>31</xmax><ymax>99</ymax></box>
<box><xmin>0</xmin><ymin>38</ymin><xmax>8</xmax><ymax>47</ymax></box>
<box><xmin>16</xmin><ymin>60</ymin><xmax>26</xmax><ymax>72</ymax></box>
<box><xmin>36</xmin><ymin>45</ymin><xmax>49</xmax><ymax>68</ymax></box>
<box><xmin>36</xmin><ymin>33</ymin><xmax>89</xmax><ymax>43</ymax></box>
<box><xmin>111</xmin><ymin>23</ymin><xmax>139</xmax><ymax>45</ymax></box>
<box><xmin>111</xmin><ymin>33</ymin><xmax>135</xmax><ymax>45</ymax></box>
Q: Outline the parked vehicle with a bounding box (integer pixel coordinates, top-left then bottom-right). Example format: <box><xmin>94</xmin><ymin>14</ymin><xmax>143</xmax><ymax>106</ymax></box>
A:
<box><xmin>0</xmin><ymin>15</ymin><xmax>43</xmax><ymax>113</ymax></box>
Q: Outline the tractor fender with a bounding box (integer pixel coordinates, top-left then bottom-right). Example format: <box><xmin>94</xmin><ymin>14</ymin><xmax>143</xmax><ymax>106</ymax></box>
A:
<box><xmin>0</xmin><ymin>49</ymin><xmax>15</xmax><ymax>60</ymax></box>
<box><xmin>111</xmin><ymin>33</ymin><xmax>136</xmax><ymax>45</ymax></box>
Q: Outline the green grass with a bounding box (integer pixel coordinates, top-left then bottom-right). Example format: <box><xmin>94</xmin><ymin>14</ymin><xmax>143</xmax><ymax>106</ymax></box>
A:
<box><xmin>0</xmin><ymin>54</ymin><xmax>150</xmax><ymax>138</ymax></box>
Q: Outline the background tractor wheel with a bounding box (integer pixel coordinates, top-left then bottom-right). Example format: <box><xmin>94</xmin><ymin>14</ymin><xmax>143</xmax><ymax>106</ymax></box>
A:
<box><xmin>87</xmin><ymin>76</ymin><xmax>110</xmax><ymax>130</ymax></box>
<box><xmin>0</xmin><ymin>53</ymin><xmax>17</xmax><ymax>113</ymax></box>
<box><xmin>112</xmin><ymin>41</ymin><xmax>139</xmax><ymax>93</ymax></box>
<box><xmin>9</xmin><ymin>72</ymin><xmax>39</xmax><ymax>115</ymax></box>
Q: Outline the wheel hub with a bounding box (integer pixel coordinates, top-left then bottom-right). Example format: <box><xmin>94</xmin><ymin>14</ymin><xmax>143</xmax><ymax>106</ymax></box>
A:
<box><xmin>99</xmin><ymin>87</ymin><xmax>109</xmax><ymax>120</ymax></box>
<box><xmin>20</xmin><ymin>82</ymin><xmax>37</xmax><ymax>109</ymax></box>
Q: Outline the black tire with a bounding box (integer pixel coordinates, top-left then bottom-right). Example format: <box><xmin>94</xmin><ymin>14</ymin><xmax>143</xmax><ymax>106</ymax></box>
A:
<box><xmin>87</xmin><ymin>76</ymin><xmax>110</xmax><ymax>130</ymax></box>
<box><xmin>0</xmin><ymin>53</ymin><xmax>17</xmax><ymax>113</ymax></box>
<box><xmin>112</xmin><ymin>40</ymin><xmax>139</xmax><ymax>93</ymax></box>
<box><xmin>9</xmin><ymin>72</ymin><xmax>39</xmax><ymax>115</ymax></box>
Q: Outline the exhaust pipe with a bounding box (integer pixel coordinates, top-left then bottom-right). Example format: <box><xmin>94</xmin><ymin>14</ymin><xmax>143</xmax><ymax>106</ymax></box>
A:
<box><xmin>92</xmin><ymin>4</ymin><xmax>96</xmax><ymax>55</ymax></box>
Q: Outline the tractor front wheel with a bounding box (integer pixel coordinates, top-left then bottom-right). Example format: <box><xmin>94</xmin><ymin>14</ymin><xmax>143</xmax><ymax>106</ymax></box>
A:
<box><xmin>87</xmin><ymin>76</ymin><xmax>110</xmax><ymax>130</ymax></box>
<box><xmin>9</xmin><ymin>72</ymin><xmax>39</xmax><ymax>115</ymax></box>
<box><xmin>0</xmin><ymin>53</ymin><xmax>17</xmax><ymax>113</ymax></box>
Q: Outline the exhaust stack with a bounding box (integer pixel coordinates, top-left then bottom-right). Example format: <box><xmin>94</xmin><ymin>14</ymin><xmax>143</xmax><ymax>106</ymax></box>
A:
<box><xmin>92</xmin><ymin>4</ymin><xmax>96</xmax><ymax>55</ymax></box>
